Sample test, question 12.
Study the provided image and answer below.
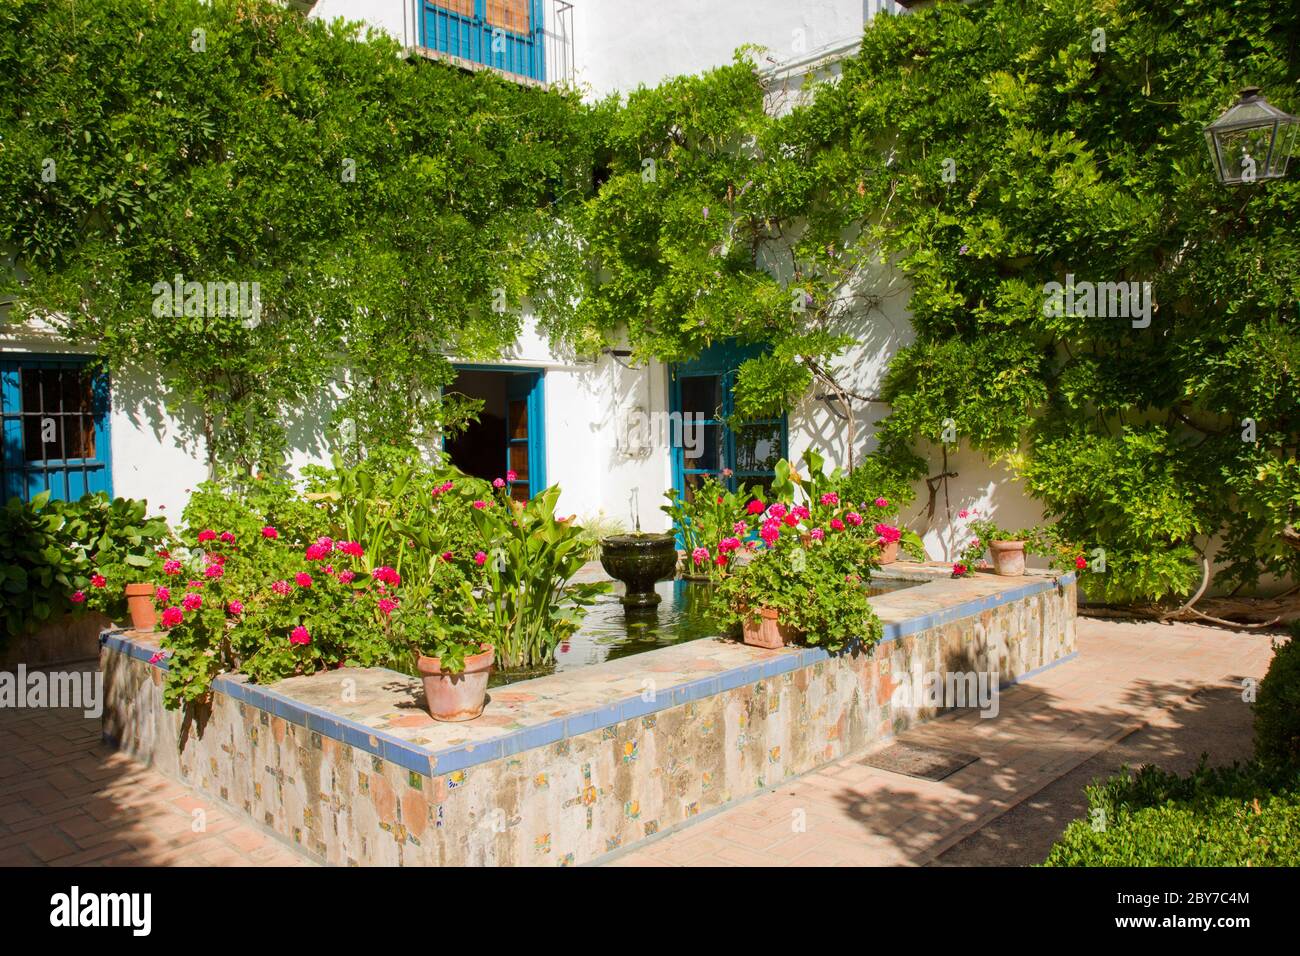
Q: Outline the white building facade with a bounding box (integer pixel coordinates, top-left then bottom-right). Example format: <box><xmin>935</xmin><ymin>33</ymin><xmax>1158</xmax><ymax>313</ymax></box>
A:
<box><xmin>1</xmin><ymin>0</ymin><xmax>1041</xmax><ymax>559</ymax></box>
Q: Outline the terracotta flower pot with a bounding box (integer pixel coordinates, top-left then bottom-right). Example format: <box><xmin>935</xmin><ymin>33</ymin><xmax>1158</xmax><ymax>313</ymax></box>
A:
<box><xmin>990</xmin><ymin>540</ymin><xmax>1026</xmax><ymax>576</ymax></box>
<box><xmin>125</xmin><ymin>582</ymin><xmax>157</xmax><ymax>632</ymax></box>
<box><xmin>741</xmin><ymin>607</ymin><xmax>798</xmax><ymax>649</ymax></box>
<box><xmin>416</xmin><ymin>645</ymin><xmax>494</xmax><ymax>722</ymax></box>
<box><xmin>877</xmin><ymin>538</ymin><xmax>900</xmax><ymax>565</ymax></box>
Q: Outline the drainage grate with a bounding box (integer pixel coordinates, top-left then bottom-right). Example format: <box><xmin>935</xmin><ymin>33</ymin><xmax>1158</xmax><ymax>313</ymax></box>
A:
<box><xmin>861</xmin><ymin>742</ymin><xmax>980</xmax><ymax>781</ymax></box>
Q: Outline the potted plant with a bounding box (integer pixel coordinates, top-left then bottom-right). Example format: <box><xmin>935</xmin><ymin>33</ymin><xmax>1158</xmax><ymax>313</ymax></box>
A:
<box><xmin>124</xmin><ymin>582</ymin><xmax>158</xmax><ymax>631</ymax></box>
<box><xmin>955</xmin><ymin>514</ymin><xmax>1030</xmax><ymax>576</ymax></box>
<box><xmin>416</xmin><ymin>641</ymin><xmax>495</xmax><ymax>722</ymax></box>
<box><xmin>713</xmin><ymin>525</ymin><xmax>881</xmax><ymax>653</ymax></box>
<box><xmin>874</xmin><ymin>523</ymin><xmax>902</xmax><ymax>564</ymax></box>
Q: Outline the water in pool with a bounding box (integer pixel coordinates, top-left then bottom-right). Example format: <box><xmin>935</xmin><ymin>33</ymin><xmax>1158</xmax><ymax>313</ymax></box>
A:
<box><xmin>488</xmin><ymin>573</ymin><xmax>919</xmax><ymax>686</ymax></box>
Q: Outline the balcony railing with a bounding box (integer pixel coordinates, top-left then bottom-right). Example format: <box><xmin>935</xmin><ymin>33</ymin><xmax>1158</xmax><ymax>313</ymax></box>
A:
<box><xmin>409</xmin><ymin>0</ymin><xmax>574</xmax><ymax>88</ymax></box>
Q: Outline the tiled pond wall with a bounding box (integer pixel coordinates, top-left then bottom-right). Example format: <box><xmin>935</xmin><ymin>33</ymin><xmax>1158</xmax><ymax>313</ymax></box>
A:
<box><xmin>101</xmin><ymin>565</ymin><xmax>1077</xmax><ymax>866</ymax></box>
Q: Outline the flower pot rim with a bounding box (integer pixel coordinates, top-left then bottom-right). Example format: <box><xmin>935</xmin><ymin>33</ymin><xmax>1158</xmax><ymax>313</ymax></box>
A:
<box><xmin>124</xmin><ymin>582</ymin><xmax>157</xmax><ymax>595</ymax></box>
<box><xmin>989</xmin><ymin>539</ymin><xmax>1026</xmax><ymax>549</ymax></box>
<box><xmin>417</xmin><ymin>644</ymin><xmax>494</xmax><ymax>676</ymax></box>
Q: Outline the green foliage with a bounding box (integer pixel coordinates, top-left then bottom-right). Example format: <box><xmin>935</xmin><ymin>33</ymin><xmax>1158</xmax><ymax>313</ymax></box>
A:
<box><xmin>712</xmin><ymin>537</ymin><xmax>882</xmax><ymax>654</ymax></box>
<box><xmin>0</xmin><ymin>491</ymin><xmax>170</xmax><ymax>645</ymax></box>
<box><xmin>660</xmin><ymin>476</ymin><xmax>758</xmax><ymax>580</ymax></box>
<box><xmin>1042</xmin><ymin>761</ymin><xmax>1300</xmax><ymax>867</ymax></box>
<box><xmin>0</xmin><ymin>0</ymin><xmax>599</xmax><ymax>472</ymax></box>
<box><xmin>464</xmin><ymin>484</ymin><xmax>608</xmax><ymax>670</ymax></box>
<box><xmin>840</xmin><ymin>0</ymin><xmax>1300</xmax><ymax>601</ymax></box>
<box><xmin>1254</xmin><ymin>623</ymin><xmax>1300</xmax><ymax>771</ymax></box>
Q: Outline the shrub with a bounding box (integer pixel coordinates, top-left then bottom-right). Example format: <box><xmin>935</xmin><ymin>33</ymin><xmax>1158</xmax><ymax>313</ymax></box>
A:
<box><xmin>0</xmin><ymin>491</ymin><xmax>170</xmax><ymax>647</ymax></box>
<box><xmin>1254</xmin><ymin>622</ymin><xmax>1300</xmax><ymax>770</ymax></box>
<box><xmin>1042</xmin><ymin>761</ymin><xmax>1300</xmax><ymax>867</ymax></box>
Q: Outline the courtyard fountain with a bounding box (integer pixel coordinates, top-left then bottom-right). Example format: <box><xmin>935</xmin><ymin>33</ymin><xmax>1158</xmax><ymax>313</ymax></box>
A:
<box><xmin>597</xmin><ymin>487</ymin><xmax>678</xmax><ymax>609</ymax></box>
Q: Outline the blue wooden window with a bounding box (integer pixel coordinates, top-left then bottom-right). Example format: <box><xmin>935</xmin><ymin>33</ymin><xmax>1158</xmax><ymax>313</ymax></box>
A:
<box><xmin>669</xmin><ymin>342</ymin><xmax>787</xmax><ymax>502</ymax></box>
<box><xmin>420</xmin><ymin>1</ymin><xmax>547</xmax><ymax>83</ymax></box>
<box><xmin>1</xmin><ymin>356</ymin><xmax>112</xmax><ymax>502</ymax></box>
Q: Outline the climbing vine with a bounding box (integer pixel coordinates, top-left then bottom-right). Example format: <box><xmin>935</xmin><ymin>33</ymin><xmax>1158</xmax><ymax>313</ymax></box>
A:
<box><xmin>0</xmin><ymin>0</ymin><xmax>599</xmax><ymax>472</ymax></box>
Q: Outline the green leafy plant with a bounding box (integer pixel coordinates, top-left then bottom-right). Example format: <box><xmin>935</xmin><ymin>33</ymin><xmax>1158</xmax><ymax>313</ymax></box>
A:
<box><xmin>1042</xmin><ymin>760</ymin><xmax>1300</xmax><ymax>867</ymax></box>
<box><xmin>0</xmin><ymin>491</ymin><xmax>170</xmax><ymax>646</ymax></box>
<box><xmin>464</xmin><ymin>483</ymin><xmax>609</xmax><ymax>671</ymax></box>
<box><xmin>1254</xmin><ymin>622</ymin><xmax>1300</xmax><ymax>771</ymax></box>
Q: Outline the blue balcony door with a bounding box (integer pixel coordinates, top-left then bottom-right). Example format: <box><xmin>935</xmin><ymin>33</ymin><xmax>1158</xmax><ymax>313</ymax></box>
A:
<box><xmin>420</xmin><ymin>1</ymin><xmax>546</xmax><ymax>83</ymax></box>
<box><xmin>1</xmin><ymin>356</ymin><xmax>113</xmax><ymax>502</ymax></box>
<box><xmin>669</xmin><ymin>342</ymin><xmax>787</xmax><ymax>503</ymax></box>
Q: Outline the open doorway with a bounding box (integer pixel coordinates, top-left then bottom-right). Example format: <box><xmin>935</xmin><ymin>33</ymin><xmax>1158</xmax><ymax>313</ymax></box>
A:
<box><xmin>443</xmin><ymin>367</ymin><xmax>545</xmax><ymax>502</ymax></box>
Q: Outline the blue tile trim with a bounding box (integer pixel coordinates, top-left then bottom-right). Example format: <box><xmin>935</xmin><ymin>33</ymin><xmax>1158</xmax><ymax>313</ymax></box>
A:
<box><xmin>101</xmin><ymin>572</ymin><xmax>1078</xmax><ymax>780</ymax></box>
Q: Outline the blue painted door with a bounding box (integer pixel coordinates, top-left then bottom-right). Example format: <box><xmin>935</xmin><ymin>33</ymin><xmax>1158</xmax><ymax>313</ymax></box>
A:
<box><xmin>445</xmin><ymin>365</ymin><xmax>547</xmax><ymax>501</ymax></box>
<box><xmin>420</xmin><ymin>1</ymin><xmax>546</xmax><ymax>83</ymax></box>
<box><xmin>0</xmin><ymin>357</ymin><xmax>112</xmax><ymax>502</ymax></box>
<box><xmin>669</xmin><ymin>342</ymin><xmax>787</xmax><ymax>502</ymax></box>
<box><xmin>505</xmin><ymin>369</ymin><xmax>546</xmax><ymax>500</ymax></box>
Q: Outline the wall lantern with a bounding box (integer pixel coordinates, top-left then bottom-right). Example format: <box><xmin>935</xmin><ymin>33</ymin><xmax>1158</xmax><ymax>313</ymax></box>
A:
<box><xmin>1204</xmin><ymin>86</ymin><xmax>1299</xmax><ymax>185</ymax></box>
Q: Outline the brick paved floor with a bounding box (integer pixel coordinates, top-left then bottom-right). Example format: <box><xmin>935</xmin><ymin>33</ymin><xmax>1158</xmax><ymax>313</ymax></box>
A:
<box><xmin>0</xmin><ymin>662</ymin><xmax>309</xmax><ymax>867</ymax></box>
<box><xmin>607</xmin><ymin>618</ymin><xmax>1281</xmax><ymax>867</ymax></box>
<box><xmin>0</xmin><ymin>619</ymin><xmax>1282</xmax><ymax>867</ymax></box>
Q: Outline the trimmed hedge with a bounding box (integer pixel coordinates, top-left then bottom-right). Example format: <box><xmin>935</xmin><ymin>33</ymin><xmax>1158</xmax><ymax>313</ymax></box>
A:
<box><xmin>1255</xmin><ymin>623</ymin><xmax>1300</xmax><ymax>769</ymax></box>
<box><xmin>1042</xmin><ymin>762</ymin><xmax>1300</xmax><ymax>867</ymax></box>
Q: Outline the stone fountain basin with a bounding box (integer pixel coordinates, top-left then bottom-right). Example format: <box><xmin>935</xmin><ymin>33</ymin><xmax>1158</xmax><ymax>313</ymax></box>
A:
<box><xmin>599</xmin><ymin>533</ymin><xmax>678</xmax><ymax>607</ymax></box>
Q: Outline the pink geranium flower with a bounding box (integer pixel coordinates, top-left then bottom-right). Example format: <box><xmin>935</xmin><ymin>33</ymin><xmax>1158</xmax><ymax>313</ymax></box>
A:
<box><xmin>90</xmin><ymin>574</ymin><xmax>107</xmax><ymax>588</ymax></box>
<box><xmin>845</xmin><ymin>511</ymin><xmax>863</xmax><ymax>527</ymax></box>
<box><xmin>493</xmin><ymin>478</ymin><xmax>505</xmax><ymax>489</ymax></box>
<box><xmin>271</xmin><ymin>580</ymin><xmax>293</xmax><ymax>596</ymax></box>
<box><xmin>155</xmin><ymin>586</ymin><xmax>171</xmax><ymax>604</ymax></box>
<box><xmin>506</xmin><ymin>470</ymin><xmax>517</xmax><ymax>482</ymax></box>
<box><xmin>163</xmin><ymin>559</ymin><xmax>182</xmax><ymax>576</ymax></box>
<box><xmin>718</xmin><ymin>537</ymin><xmax>741</xmax><ymax>553</ymax></box>
<box><xmin>819</xmin><ymin>492</ymin><xmax>839</xmax><ymax>506</ymax></box>
<box><xmin>197</xmin><ymin>529</ymin><xmax>217</xmax><ymax>543</ymax></box>
<box><xmin>337</xmin><ymin>570</ymin><xmax>356</xmax><ymax>584</ymax></box>
<box><xmin>220</xmin><ymin>531</ymin><xmax>236</xmax><ymax>544</ymax></box>
<box><xmin>874</xmin><ymin>523</ymin><xmax>901</xmax><ymax>544</ymax></box>
<box><xmin>732</xmin><ymin>521</ymin><xmax>748</xmax><ymax>535</ymax></box>
<box><xmin>472</xmin><ymin>499</ymin><xmax>487</xmax><ymax>510</ymax></box>
<box><xmin>874</xmin><ymin>497</ymin><xmax>889</xmax><ymax>508</ymax></box>
<box><xmin>70</xmin><ymin>590</ymin><xmax>86</xmax><ymax>604</ymax></box>
<box><xmin>768</xmin><ymin>503</ymin><xmax>787</xmax><ymax>519</ymax></box>
<box><xmin>746</xmin><ymin>499</ymin><xmax>765</xmax><ymax>515</ymax></box>
<box><xmin>337</xmin><ymin>541</ymin><xmax>364</xmax><ymax>558</ymax></box>
<box><xmin>149</xmin><ymin>651</ymin><xmax>165</xmax><ymax>665</ymax></box>
<box><xmin>161</xmin><ymin>607</ymin><xmax>184</xmax><ymax>628</ymax></box>
<box><xmin>181</xmin><ymin>593</ymin><xmax>202</xmax><ymax>611</ymax></box>
<box><xmin>289</xmin><ymin>626</ymin><xmax>310</xmax><ymax>646</ymax></box>
<box><xmin>830</xmin><ymin>518</ymin><xmax>845</xmax><ymax>531</ymax></box>
<box><xmin>204</xmin><ymin>563</ymin><xmax>224</xmax><ymax>579</ymax></box>
<box><xmin>373</xmin><ymin>566</ymin><xmax>401</xmax><ymax>586</ymax></box>
<box><xmin>691</xmin><ymin>546</ymin><xmax>709</xmax><ymax>565</ymax></box>
<box><xmin>440</xmin><ymin>551</ymin><xmax>453</xmax><ymax>562</ymax></box>
<box><xmin>474</xmin><ymin>551</ymin><xmax>487</xmax><ymax>566</ymax></box>
<box><xmin>377</xmin><ymin>597</ymin><xmax>398</xmax><ymax>617</ymax></box>
<box><xmin>295</xmin><ymin>572</ymin><xmax>313</xmax><ymax>588</ymax></box>
<box><xmin>809</xmin><ymin>528</ymin><xmax>825</xmax><ymax>541</ymax></box>
<box><xmin>952</xmin><ymin>563</ymin><xmax>968</xmax><ymax>577</ymax></box>
<box><xmin>304</xmin><ymin>543</ymin><xmax>330</xmax><ymax>561</ymax></box>
<box><xmin>227</xmin><ymin>600</ymin><xmax>244</xmax><ymax>615</ymax></box>
<box><xmin>261</xmin><ymin>526</ymin><xmax>279</xmax><ymax>539</ymax></box>
<box><xmin>1075</xmin><ymin>555</ymin><xmax>1088</xmax><ymax>570</ymax></box>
